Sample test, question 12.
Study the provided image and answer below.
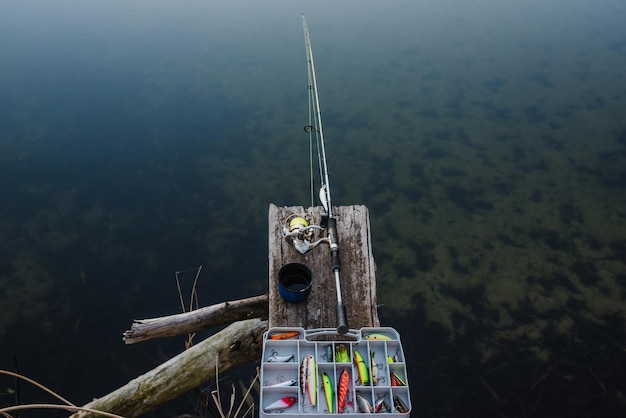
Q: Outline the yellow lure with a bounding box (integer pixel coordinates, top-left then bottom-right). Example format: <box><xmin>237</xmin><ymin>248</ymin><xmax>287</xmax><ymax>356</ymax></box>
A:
<box><xmin>354</xmin><ymin>350</ymin><xmax>370</xmax><ymax>385</ymax></box>
<box><xmin>364</xmin><ymin>333</ymin><xmax>392</xmax><ymax>341</ymax></box>
<box><xmin>322</xmin><ymin>372</ymin><xmax>335</xmax><ymax>413</ymax></box>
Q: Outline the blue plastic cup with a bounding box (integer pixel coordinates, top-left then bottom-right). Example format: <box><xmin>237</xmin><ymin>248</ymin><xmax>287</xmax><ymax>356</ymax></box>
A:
<box><xmin>278</xmin><ymin>263</ymin><xmax>313</xmax><ymax>303</ymax></box>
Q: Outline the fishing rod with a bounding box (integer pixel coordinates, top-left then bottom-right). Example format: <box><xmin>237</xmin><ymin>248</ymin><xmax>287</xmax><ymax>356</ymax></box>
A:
<box><xmin>301</xmin><ymin>15</ymin><xmax>349</xmax><ymax>335</ymax></box>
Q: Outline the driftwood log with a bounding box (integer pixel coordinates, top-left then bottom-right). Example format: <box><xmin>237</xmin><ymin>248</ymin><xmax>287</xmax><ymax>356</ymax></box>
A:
<box><xmin>71</xmin><ymin>318</ymin><xmax>267</xmax><ymax>418</ymax></box>
<box><xmin>123</xmin><ymin>294</ymin><xmax>268</xmax><ymax>344</ymax></box>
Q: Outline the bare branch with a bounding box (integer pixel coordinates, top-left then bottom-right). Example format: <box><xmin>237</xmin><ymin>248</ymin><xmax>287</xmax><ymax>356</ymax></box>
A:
<box><xmin>123</xmin><ymin>294</ymin><xmax>268</xmax><ymax>344</ymax></box>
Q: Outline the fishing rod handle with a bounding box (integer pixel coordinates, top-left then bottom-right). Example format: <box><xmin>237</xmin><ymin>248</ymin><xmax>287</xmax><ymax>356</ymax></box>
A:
<box><xmin>328</xmin><ymin>217</ymin><xmax>339</xmax><ymax>245</ymax></box>
<box><xmin>330</xmin><ymin>249</ymin><xmax>341</xmax><ymax>273</ymax></box>
<box><xmin>336</xmin><ymin>303</ymin><xmax>349</xmax><ymax>335</ymax></box>
<box><xmin>328</xmin><ymin>217</ymin><xmax>341</xmax><ymax>272</ymax></box>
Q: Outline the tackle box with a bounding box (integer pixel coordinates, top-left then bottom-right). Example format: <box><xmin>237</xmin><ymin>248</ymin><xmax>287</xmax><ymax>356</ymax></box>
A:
<box><xmin>259</xmin><ymin>327</ymin><xmax>411</xmax><ymax>417</ymax></box>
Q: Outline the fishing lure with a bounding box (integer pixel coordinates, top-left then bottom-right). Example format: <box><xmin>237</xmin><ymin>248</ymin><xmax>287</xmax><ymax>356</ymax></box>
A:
<box><xmin>300</xmin><ymin>355</ymin><xmax>308</xmax><ymax>395</ymax></box>
<box><xmin>265</xmin><ymin>379</ymin><xmax>297</xmax><ymax>387</ymax></box>
<box><xmin>370</xmin><ymin>351</ymin><xmax>378</xmax><ymax>386</ymax></box>
<box><xmin>322</xmin><ymin>372</ymin><xmax>335</xmax><ymax>413</ymax></box>
<box><xmin>393</xmin><ymin>395</ymin><xmax>409</xmax><ymax>413</ymax></box>
<box><xmin>356</xmin><ymin>392</ymin><xmax>373</xmax><ymax>413</ymax></box>
<box><xmin>364</xmin><ymin>333</ymin><xmax>392</xmax><ymax>341</ymax></box>
<box><xmin>337</xmin><ymin>369</ymin><xmax>350</xmax><ymax>413</ymax></box>
<box><xmin>335</xmin><ymin>344</ymin><xmax>350</xmax><ymax>363</ymax></box>
<box><xmin>267</xmin><ymin>353</ymin><xmax>294</xmax><ymax>363</ymax></box>
<box><xmin>375</xmin><ymin>394</ymin><xmax>392</xmax><ymax>413</ymax></box>
<box><xmin>268</xmin><ymin>331</ymin><xmax>300</xmax><ymax>340</ymax></box>
<box><xmin>391</xmin><ymin>371</ymin><xmax>407</xmax><ymax>386</ymax></box>
<box><xmin>264</xmin><ymin>396</ymin><xmax>297</xmax><ymax>412</ymax></box>
<box><xmin>326</xmin><ymin>344</ymin><xmax>333</xmax><ymax>362</ymax></box>
<box><xmin>306</xmin><ymin>354</ymin><xmax>317</xmax><ymax>406</ymax></box>
<box><xmin>353</xmin><ymin>350</ymin><xmax>370</xmax><ymax>385</ymax></box>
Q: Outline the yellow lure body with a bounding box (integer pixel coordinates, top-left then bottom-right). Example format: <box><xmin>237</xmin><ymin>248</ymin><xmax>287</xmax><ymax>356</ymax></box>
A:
<box><xmin>364</xmin><ymin>333</ymin><xmax>392</xmax><ymax>341</ymax></box>
<box><xmin>322</xmin><ymin>372</ymin><xmax>334</xmax><ymax>413</ymax></box>
<box><xmin>354</xmin><ymin>350</ymin><xmax>370</xmax><ymax>385</ymax></box>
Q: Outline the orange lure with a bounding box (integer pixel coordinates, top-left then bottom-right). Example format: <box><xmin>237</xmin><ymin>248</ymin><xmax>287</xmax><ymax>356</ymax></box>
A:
<box><xmin>337</xmin><ymin>369</ymin><xmax>350</xmax><ymax>413</ymax></box>
<box><xmin>268</xmin><ymin>331</ymin><xmax>300</xmax><ymax>340</ymax></box>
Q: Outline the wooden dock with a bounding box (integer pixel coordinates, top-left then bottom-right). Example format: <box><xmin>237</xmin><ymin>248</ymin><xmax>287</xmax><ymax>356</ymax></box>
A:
<box><xmin>268</xmin><ymin>203</ymin><xmax>380</xmax><ymax>330</ymax></box>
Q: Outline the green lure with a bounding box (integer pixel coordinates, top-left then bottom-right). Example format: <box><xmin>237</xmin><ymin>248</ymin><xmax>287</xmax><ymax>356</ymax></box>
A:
<box><xmin>335</xmin><ymin>344</ymin><xmax>350</xmax><ymax>363</ymax></box>
<box><xmin>322</xmin><ymin>371</ymin><xmax>335</xmax><ymax>413</ymax></box>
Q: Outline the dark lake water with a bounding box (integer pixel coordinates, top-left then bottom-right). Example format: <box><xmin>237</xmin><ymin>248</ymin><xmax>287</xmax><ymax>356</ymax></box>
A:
<box><xmin>2</xmin><ymin>0</ymin><xmax>626</xmax><ymax>416</ymax></box>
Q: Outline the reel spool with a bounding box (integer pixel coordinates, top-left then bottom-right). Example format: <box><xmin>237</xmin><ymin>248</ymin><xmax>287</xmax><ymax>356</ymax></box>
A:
<box><xmin>283</xmin><ymin>213</ymin><xmax>326</xmax><ymax>254</ymax></box>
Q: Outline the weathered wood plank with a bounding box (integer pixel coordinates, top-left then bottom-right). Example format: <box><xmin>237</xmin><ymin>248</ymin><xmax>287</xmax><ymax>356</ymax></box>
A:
<box><xmin>268</xmin><ymin>204</ymin><xmax>379</xmax><ymax>330</ymax></box>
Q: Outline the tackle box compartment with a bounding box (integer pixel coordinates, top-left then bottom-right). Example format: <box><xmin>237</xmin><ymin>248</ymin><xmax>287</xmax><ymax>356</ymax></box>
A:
<box><xmin>259</xmin><ymin>327</ymin><xmax>411</xmax><ymax>417</ymax></box>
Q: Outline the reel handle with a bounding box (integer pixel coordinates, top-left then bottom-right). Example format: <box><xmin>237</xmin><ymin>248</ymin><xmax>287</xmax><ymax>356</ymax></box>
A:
<box><xmin>336</xmin><ymin>303</ymin><xmax>349</xmax><ymax>335</ymax></box>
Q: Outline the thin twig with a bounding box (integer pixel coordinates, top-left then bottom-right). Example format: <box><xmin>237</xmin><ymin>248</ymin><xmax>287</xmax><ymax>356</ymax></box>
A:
<box><xmin>529</xmin><ymin>363</ymin><xmax>559</xmax><ymax>391</ymax></box>
<box><xmin>478</xmin><ymin>374</ymin><xmax>500</xmax><ymax>403</ymax></box>
<box><xmin>587</xmin><ymin>366</ymin><xmax>607</xmax><ymax>392</ymax></box>
<box><xmin>226</xmin><ymin>383</ymin><xmax>236</xmax><ymax>418</ymax></box>
<box><xmin>176</xmin><ymin>271</ymin><xmax>185</xmax><ymax>313</ymax></box>
<box><xmin>179</xmin><ymin>265</ymin><xmax>202</xmax><ymax>350</ymax></box>
<box><xmin>526</xmin><ymin>391</ymin><xmax>544</xmax><ymax>417</ymax></box>
<box><xmin>0</xmin><ymin>404</ymin><xmax>123</xmax><ymax>417</ymax></box>
<box><xmin>211</xmin><ymin>390</ymin><xmax>224</xmax><ymax>418</ymax></box>
<box><xmin>12</xmin><ymin>354</ymin><xmax>20</xmax><ymax>415</ymax></box>
<box><xmin>189</xmin><ymin>265</ymin><xmax>202</xmax><ymax>313</ymax></box>
<box><xmin>0</xmin><ymin>370</ymin><xmax>75</xmax><ymax>407</ymax></box>
<box><xmin>212</xmin><ymin>356</ymin><xmax>225</xmax><ymax>418</ymax></box>
<box><xmin>181</xmin><ymin>266</ymin><xmax>202</xmax><ymax>349</ymax></box>
<box><xmin>232</xmin><ymin>368</ymin><xmax>259</xmax><ymax>418</ymax></box>
<box><xmin>242</xmin><ymin>403</ymin><xmax>254</xmax><ymax>418</ymax></box>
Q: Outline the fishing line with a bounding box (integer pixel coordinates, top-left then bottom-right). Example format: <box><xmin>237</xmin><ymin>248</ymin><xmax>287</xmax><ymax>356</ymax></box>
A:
<box><xmin>301</xmin><ymin>15</ymin><xmax>348</xmax><ymax>334</ymax></box>
<box><xmin>306</xmin><ymin>59</ymin><xmax>315</xmax><ymax>208</ymax></box>
<box><xmin>305</xmin><ymin>61</ymin><xmax>324</xmax><ymax>209</ymax></box>
<box><xmin>303</xmin><ymin>16</ymin><xmax>332</xmax><ymax>218</ymax></box>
